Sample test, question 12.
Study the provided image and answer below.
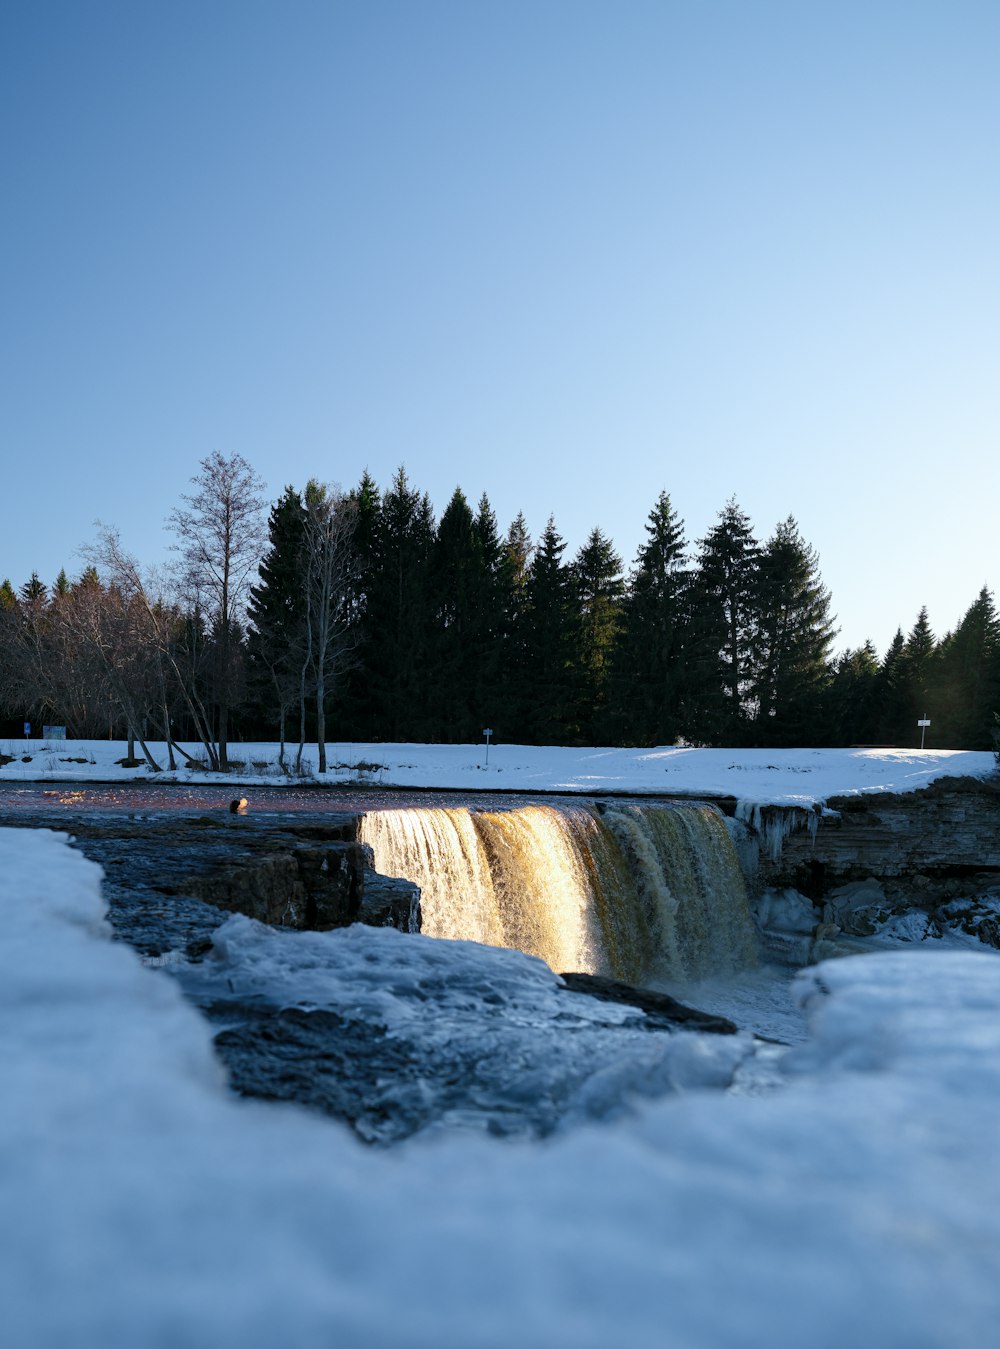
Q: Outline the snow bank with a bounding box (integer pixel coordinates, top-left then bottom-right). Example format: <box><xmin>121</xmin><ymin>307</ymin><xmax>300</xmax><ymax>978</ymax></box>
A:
<box><xmin>3</xmin><ymin>828</ymin><xmax>1000</xmax><ymax>1347</ymax></box>
<box><xmin>1</xmin><ymin>738</ymin><xmax>995</xmax><ymax>808</ymax></box>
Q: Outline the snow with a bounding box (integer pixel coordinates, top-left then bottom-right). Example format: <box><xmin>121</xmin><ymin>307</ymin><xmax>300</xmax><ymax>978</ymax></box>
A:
<box><xmin>180</xmin><ymin>914</ymin><xmax>752</xmax><ymax>1141</ymax></box>
<box><xmin>0</xmin><ymin>738</ymin><xmax>995</xmax><ymax>809</ymax></box>
<box><xmin>4</xmin><ymin>826</ymin><xmax>1000</xmax><ymax>1347</ymax></box>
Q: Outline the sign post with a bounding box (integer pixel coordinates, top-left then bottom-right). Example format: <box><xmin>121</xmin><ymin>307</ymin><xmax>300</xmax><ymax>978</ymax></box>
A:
<box><xmin>917</xmin><ymin>716</ymin><xmax>931</xmax><ymax>750</ymax></box>
<box><xmin>483</xmin><ymin>728</ymin><xmax>493</xmax><ymax>768</ymax></box>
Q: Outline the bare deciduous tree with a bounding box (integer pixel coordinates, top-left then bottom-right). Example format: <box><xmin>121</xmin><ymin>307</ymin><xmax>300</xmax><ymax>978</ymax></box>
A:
<box><xmin>296</xmin><ymin>483</ymin><xmax>358</xmax><ymax>774</ymax></box>
<box><xmin>168</xmin><ymin>452</ymin><xmax>266</xmax><ymax>770</ymax></box>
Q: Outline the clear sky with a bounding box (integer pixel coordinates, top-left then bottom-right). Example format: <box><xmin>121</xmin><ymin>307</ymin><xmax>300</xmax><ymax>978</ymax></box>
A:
<box><xmin>3</xmin><ymin>0</ymin><xmax>998</xmax><ymax>654</ymax></box>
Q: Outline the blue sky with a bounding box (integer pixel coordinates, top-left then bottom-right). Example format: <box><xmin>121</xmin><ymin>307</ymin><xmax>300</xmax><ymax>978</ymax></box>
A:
<box><xmin>3</xmin><ymin>0</ymin><xmax>998</xmax><ymax>653</ymax></box>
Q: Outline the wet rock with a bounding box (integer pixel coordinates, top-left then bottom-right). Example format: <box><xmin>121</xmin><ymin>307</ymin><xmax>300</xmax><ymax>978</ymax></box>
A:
<box><xmin>356</xmin><ymin>868</ymin><xmax>421</xmax><ymax>932</ymax></box>
<box><xmin>209</xmin><ymin>1004</ymin><xmax>426</xmax><ymax>1143</ymax></box>
<box><xmin>187</xmin><ymin>844</ymin><xmax>367</xmax><ymax>930</ymax></box>
<box><xmin>556</xmin><ymin>972</ymin><xmax>737</xmax><ymax>1034</ymax></box>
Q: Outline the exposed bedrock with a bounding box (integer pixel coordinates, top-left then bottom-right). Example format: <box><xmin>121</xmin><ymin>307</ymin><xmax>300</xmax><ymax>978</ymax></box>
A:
<box><xmin>186</xmin><ymin>843</ymin><xmax>420</xmax><ymax>933</ymax></box>
<box><xmin>743</xmin><ymin>776</ymin><xmax>1000</xmax><ymax>959</ymax></box>
<box><xmin>756</xmin><ymin>777</ymin><xmax>1000</xmax><ymax>891</ymax></box>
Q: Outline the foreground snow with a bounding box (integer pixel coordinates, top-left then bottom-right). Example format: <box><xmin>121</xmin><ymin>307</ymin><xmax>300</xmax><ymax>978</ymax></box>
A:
<box><xmin>1</xmin><ymin>738</ymin><xmax>995</xmax><ymax>807</ymax></box>
<box><xmin>3</xmin><ymin>828</ymin><xmax>1000</xmax><ymax>1347</ymax></box>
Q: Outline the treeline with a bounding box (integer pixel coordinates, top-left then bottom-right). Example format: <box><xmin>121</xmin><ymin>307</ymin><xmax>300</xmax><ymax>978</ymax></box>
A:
<box><xmin>1</xmin><ymin>454</ymin><xmax>998</xmax><ymax>762</ymax></box>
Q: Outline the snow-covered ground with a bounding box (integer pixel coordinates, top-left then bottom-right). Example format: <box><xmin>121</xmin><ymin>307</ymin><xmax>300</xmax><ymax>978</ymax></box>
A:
<box><xmin>4</xmin><ymin>822</ymin><xmax>1000</xmax><ymax>1347</ymax></box>
<box><xmin>1</xmin><ymin>738</ymin><xmax>995</xmax><ymax>807</ymax></box>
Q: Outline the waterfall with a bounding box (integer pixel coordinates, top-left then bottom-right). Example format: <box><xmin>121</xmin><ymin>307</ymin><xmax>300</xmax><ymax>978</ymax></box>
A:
<box><xmin>359</xmin><ymin>802</ymin><xmax>758</xmax><ymax>984</ymax></box>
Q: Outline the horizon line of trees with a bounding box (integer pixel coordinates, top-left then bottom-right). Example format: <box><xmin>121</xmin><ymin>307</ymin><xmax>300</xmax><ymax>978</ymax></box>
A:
<box><xmin>2</xmin><ymin>454</ymin><xmax>998</xmax><ymax>766</ymax></box>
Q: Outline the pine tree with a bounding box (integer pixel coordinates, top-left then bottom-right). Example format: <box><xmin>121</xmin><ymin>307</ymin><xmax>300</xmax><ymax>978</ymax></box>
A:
<box><xmin>687</xmin><ymin>499</ymin><xmax>760</xmax><ymax>743</ymax></box>
<box><xmin>752</xmin><ymin>517</ymin><xmax>836</xmax><ymax>745</ymax></box>
<box><xmin>609</xmin><ymin>491</ymin><xmax>689</xmax><ymax>745</ymax></box>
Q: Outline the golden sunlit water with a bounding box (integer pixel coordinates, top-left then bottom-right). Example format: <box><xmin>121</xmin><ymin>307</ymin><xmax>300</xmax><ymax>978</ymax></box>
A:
<box><xmin>360</xmin><ymin>802</ymin><xmax>758</xmax><ymax>982</ymax></box>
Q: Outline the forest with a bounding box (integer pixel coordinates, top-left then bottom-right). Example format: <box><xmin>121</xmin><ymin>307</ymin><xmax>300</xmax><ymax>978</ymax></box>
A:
<box><xmin>1</xmin><ymin>452</ymin><xmax>998</xmax><ymax>768</ymax></box>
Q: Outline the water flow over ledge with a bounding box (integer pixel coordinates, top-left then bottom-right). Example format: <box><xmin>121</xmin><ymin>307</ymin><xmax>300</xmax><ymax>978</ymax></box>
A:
<box><xmin>359</xmin><ymin>802</ymin><xmax>758</xmax><ymax>984</ymax></box>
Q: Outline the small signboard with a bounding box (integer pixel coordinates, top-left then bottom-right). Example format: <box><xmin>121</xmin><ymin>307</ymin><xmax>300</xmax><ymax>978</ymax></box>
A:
<box><xmin>43</xmin><ymin>725</ymin><xmax>67</xmax><ymax>741</ymax></box>
<box><xmin>917</xmin><ymin>719</ymin><xmax>931</xmax><ymax>727</ymax></box>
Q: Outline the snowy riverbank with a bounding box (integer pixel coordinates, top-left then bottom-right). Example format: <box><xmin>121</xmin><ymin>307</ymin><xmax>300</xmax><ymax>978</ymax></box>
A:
<box><xmin>1</xmin><ymin>739</ymin><xmax>995</xmax><ymax>808</ymax></box>
<box><xmin>4</xmin><ymin>825</ymin><xmax>1000</xmax><ymax>1346</ymax></box>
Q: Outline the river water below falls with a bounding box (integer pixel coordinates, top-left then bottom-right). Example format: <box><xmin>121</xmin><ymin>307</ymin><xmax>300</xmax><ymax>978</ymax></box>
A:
<box><xmin>2</xmin><ymin>780</ymin><xmax>805</xmax><ymax>1139</ymax></box>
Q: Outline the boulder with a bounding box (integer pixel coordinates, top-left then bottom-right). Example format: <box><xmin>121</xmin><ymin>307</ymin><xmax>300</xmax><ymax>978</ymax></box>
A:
<box><xmin>753</xmin><ymin>887</ymin><xmax>818</xmax><ymax>935</ymax></box>
<box><xmin>823</xmin><ymin>878</ymin><xmax>892</xmax><ymax>936</ymax></box>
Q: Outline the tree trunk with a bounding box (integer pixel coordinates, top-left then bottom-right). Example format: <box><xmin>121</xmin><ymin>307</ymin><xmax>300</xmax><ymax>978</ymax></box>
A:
<box><xmin>218</xmin><ymin>700</ymin><xmax>229</xmax><ymax>771</ymax></box>
<box><xmin>316</xmin><ymin>666</ymin><xmax>327</xmax><ymax>773</ymax></box>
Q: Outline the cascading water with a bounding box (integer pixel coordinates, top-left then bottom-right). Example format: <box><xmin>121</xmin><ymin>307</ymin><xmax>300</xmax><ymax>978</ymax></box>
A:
<box><xmin>359</xmin><ymin>802</ymin><xmax>758</xmax><ymax>984</ymax></box>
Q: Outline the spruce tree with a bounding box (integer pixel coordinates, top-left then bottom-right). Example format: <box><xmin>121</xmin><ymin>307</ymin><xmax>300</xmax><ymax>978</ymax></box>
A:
<box><xmin>495</xmin><ymin>512</ymin><xmax>534</xmax><ymax>740</ymax></box>
<box><xmin>898</xmin><ymin>607</ymin><xmax>937</xmax><ymax>744</ymax></box>
<box><xmin>687</xmin><ymin>499</ymin><xmax>760</xmax><ymax>743</ymax></box>
<box><xmin>246</xmin><ymin>487</ymin><xmax>307</xmax><ymax>755</ymax></box>
<box><xmin>932</xmin><ymin>588</ymin><xmax>1000</xmax><ymax>748</ymax></box>
<box><xmin>364</xmin><ymin>467</ymin><xmax>435</xmax><ymax>740</ymax></box>
<box><xmin>338</xmin><ymin>470</ymin><xmax>382</xmax><ymax>739</ymax></box>
<box><xmin>752</xmin><ymin>517</ymin><xmax>836</xmax><ymax>745</ymax></box>
<box><xmin>826</xmin><ymin>641</ymin><xmax>881</xmax><ymax>745</ymax></box>
<box><xmin>572</xmin><ymin>527</ymin><xmax>624</xmax><ymax>742</ymax></box>
<box><xmin>428</xmin><ymin>487</ymin><xmax>482</xmax><ymax>740</ymax></box>
<box><xmin>470</xmin><ymin>494</ymin><xmax>507</xmax><ymax>739</ymax></box>
<box><xmin>609</xmin><ymin>491</ymin><xmax>689</xmax><ymax>745</ymax></box>
<box><xmin>874</xmin><ymin>628</ymin><xmax>907</xmax><ymax>744</ymax></box>
<box><xmin>20</xmin><ymin>572</ymin><xmax>48</xmax><ymax>609</ymax></box>
<box><xmin>523</xmin><ymin>516</ymin><xmax>577</xmax><ymax>743</ymax></box>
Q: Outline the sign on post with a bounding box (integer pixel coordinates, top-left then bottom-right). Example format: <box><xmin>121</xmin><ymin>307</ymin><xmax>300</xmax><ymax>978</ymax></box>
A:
<box><xmin>917</xmin><ymin>716</ymin><xmax>931</xmax><ymax>750</ymax></box>
<box><xmin>483</xmin><ymin>728</ymin><xmax>493</xmax><ymax>768</ymax></box>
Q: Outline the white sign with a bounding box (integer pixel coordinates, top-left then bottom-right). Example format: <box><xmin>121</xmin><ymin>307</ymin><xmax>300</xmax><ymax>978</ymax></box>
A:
<box><xmin>917</xmin><ymin>719</ymin><xmax>931</xmax><ymax>727</ymax></box>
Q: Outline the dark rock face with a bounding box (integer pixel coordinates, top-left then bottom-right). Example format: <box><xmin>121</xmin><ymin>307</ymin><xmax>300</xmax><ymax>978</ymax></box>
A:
<box><xmin>355</xmin><ymin>863</ymin><xmax>421</xmax><ymax>932</ymax></box>
<box><xmin>760</xmin><ymin>778</ymin><xmax>1000</xmax><ymax>890</ymax></box>
<box><xmin>187</xmin><ymin>844</ymin><xmax>368</xmax><ymax>929</ymax></box>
